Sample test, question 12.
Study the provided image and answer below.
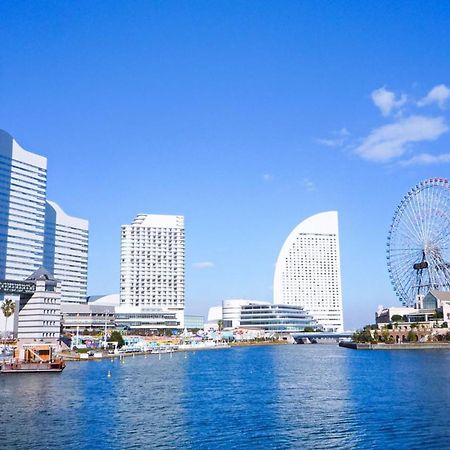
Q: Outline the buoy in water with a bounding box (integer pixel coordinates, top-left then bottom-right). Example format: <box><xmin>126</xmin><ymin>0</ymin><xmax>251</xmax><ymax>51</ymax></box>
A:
<box><xmin>107</xmin><ymin>370</ymin><xmax>112</xmax><ymax>378</ymax></box>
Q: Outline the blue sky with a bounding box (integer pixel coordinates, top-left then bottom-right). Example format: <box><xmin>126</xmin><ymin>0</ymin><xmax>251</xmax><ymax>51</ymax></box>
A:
<box><xmin>1</xmin><ymin>1</ymin><xmax>450</xmax><ymax>329</ymax></box>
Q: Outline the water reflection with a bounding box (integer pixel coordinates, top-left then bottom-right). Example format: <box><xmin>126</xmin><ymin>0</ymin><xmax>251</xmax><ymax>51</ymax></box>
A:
<box><xmin>271</xmin><ymin>345</ymin><xmax>358</xmax><ymax>449</ymax></box>
<box><xmin>181</xmin><ymin>346</ymin><xmax>282</xmax><ymax>449</ymax></box>
<box><xmin>344</xmin><ymin>349</ymin><xmax>450</xmax><ymax>448</ymax></box>
<box><xmin>1</xmin><ymin>346</ymin><xmax>450</xmax><ymax>449</ymax></box>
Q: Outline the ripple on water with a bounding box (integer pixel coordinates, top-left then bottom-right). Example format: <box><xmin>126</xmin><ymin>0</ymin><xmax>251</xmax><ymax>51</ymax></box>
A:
<box><xmin>1</xmin><ymin>345</ymin><xmax>450</xmax><ymax>449</ymax></box>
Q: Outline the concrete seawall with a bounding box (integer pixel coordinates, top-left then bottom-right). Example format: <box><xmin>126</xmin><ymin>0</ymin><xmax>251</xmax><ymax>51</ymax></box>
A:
<box><xmin>339</xmin><ymin>342</ymin><xmax>450</xmax><ymax>350</ymax></box>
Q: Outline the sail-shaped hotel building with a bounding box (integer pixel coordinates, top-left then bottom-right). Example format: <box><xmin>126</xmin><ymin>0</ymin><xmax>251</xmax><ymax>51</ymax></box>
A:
<box><xmin>273</xmin><ymin>211</ymin><xmax>344</xmax><ymax>332</ymax></box>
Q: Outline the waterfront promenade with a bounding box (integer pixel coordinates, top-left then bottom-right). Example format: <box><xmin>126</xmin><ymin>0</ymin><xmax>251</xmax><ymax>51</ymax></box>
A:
<box><xmin>1</xmin><ymin>344</ymin><xmax>449</xmax><ymax>449</ymax></box>
<box><xmin>340</xmin><ymin>341</ymin><xmax>450</xmax><ymax>350</ymax></box>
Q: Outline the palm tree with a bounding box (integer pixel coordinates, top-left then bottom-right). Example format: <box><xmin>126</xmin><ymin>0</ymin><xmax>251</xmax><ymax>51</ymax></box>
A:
<box><xmin>1</xmin><ymin>299</ymin><xmax>15</xmax><ymax>346</ymax></box>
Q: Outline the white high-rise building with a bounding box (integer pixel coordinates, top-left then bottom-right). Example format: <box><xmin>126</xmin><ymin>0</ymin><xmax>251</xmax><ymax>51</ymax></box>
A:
<box><xmin>44</xmin><ymin>200</ymin><xmax>89</xmax><ymax>303</ymax></box>
<box><xmin>273</xmin><ymin>211</ymin><xmax>344</xmax><ymax>332</ymax></box>
<box><xmin>120</xmin><ymin>214</ymin><xmax>185</xmax><ymax>327</ymax></box>
<box><xmin>0</xmin><ymin>130</ymin><xmax>47</xmax><ymax>282</ymax></box>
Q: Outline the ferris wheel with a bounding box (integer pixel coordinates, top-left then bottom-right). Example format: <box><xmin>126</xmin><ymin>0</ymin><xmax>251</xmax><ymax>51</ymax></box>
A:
<box><xmin>387</xmin><ymin>178</ymin><xmax>450</xmax><ymax>307</ymax></box>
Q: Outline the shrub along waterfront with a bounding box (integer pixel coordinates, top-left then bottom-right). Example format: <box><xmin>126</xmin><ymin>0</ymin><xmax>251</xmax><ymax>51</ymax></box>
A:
<box><xmin>352</xmin><ymin>324</ymin><xmax>450</xmax><ymax>344</ymax></box>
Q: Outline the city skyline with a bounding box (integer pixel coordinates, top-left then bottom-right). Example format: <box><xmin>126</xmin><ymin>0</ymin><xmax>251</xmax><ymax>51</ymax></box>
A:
<box><xmin>2</xmin><ymin>2</ymin><xmax>450</xmax><ymax>329</ymax></box>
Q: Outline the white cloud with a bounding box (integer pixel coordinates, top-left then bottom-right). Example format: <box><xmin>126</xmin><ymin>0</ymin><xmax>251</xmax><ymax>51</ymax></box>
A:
<box><xmin>371</xmin><ymin>87</ymin><xmax>407</xmax><ymax>116</ymax></box>
<box><xmin>399</xmin><ymin>152</ymin><xmax>450</xmax><ymax>166</ymax></box>
<box><xmin>354</xmin><ymin>115</ymin><xmax>448</xmax><ymax>162</ymax></box>
<box><xmin>317</xmin><ymin>128</ymin><xmax>350</xmax><ymax>147</ymax></box>
<box><xmin>192</xmin><ymin>261</ymin><xmax>215</xmax><ymax>269</ymax></box>
<box><xmin>262</xmin><ymin>173</ymin><xmax>274</xmax><ymax>182</ymax></box>
<box><xmin>303</xmin><ymin>178</ymin><xmax>316</xmax><ymax>192</ymax></box>
<box><xmin>418</xmin><ymin>84</ymin><xmax>450</xmax><ymax>108</ymax></box>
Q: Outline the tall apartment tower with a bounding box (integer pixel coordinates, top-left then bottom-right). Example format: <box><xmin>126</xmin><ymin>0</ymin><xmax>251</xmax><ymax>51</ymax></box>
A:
<box><xmin>44</xmin><ymin>200</ymin><xmax>89</xmax><ymax>303</ymax></box>
<box><xmin>0</xmin><ymin>130</ymin><xmax>47</xmax><ymax>282</ymax></box>
<box><xmin>120</xmin><ymin>214</ymin><xmax>185</xmax><ymax>326</ymax></box>
<box><xmin>273</xmin><ymin>211</ymin><xmax>344</xmax><ymax>332</ymax></box>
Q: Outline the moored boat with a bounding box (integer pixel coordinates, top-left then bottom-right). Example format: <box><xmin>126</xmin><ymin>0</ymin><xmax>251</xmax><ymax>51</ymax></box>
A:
<box><xmin>1</xmin><ymin>358</ymin><xmax>65</xmax><ymax>373</ymax></box>
<box><xmin>1</xmin><ymin>343</ymin><xmax>65</xmax><ymax>374</ymax></box>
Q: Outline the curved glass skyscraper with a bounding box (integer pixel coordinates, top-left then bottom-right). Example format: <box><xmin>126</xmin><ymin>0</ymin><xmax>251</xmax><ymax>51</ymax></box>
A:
<box><xmin>0</xmin><ymin>130</ymin><xmax>88</xmax><ymax>304</ymax></box>
<box><xmin>44</xmin><ymin>201</ymin><xmax>89</xmax><ymax>303</ymax></box>
<box><xmin>0</xmin><ymin>130</ymin><xmax>47</xmax><ymax>282</ymax></box>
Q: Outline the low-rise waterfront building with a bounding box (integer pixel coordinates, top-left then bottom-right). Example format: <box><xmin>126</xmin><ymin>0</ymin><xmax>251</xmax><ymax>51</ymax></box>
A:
<box><xmin>239</xmin><ymin>303</ymin><xmax>320</xmax><ymax>333</ymax></box>
<box><xmin>87</xmin><ymin>293</ymin><xmax>120</xmax><ymax>307</ymax></box>
<box><xmin>115</xmin><ymin>304</ymin><xmax>180</xmax><ymax>332</ymax></box>
<box><xmin>376</xmin><ymin>291</ymin><xmax>450</xmax><ymax>325</ymax></box>
<box><xmin>204</xmin><ymin>305</ymin><xmax>222</xmax><ymax>330</ymax></box>
<box><xmin>221</xmin><ymin>298</ymin><xmax>320</xmax><ymax>333</ymax></box>
<box><xmin>372</xmin><ymin>290</ymin><xmax>450</xmax><ymax>343</ymax></box>
<box><xmin>184</xmin><ymin>315</ymin><xmax>204</xmax><ymax>330</ymax></box>
<box><xmin>61</xmin><ymin>303</ymin><xmax>115</xmax><ymax>332</ymax></box>
<box><xmin>16</xmin><ymin>268</ymin><xmax>61</xmax><ymax>342</ymax></box>
<box><xmin>375</xmin><ymin>305</ymin><xmax>416</xmax><ymax>324</ymax></box>
<box><xmin>222</xmin><ymin>299</ymin><xmax>269</xmax><ymax>329</ymax></box>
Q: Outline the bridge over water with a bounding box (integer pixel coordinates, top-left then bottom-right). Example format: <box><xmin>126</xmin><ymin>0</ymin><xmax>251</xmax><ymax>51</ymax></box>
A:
<box><xmin>292</xmin><ymin>331</ymin><xmax>353</xmax><ymax>343</ymax></box>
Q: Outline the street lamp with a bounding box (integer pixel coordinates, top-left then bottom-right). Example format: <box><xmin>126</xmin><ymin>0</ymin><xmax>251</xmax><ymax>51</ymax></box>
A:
<box><xmin>103</xmin><ymin>309</ymin><xmax>108</xmax><ymax>350</ymax></box>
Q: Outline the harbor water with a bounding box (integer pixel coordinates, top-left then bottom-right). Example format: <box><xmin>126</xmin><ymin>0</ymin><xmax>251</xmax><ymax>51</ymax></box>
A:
<box><xmin>1</xmin><ymin>345</ymin><xmax>449</xmax><ymax>449</ymax></box>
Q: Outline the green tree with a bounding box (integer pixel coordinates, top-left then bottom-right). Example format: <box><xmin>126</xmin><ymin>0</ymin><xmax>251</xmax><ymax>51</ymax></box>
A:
<box><xmin>1</xmin><ymin>299</ymin><xmax>15</xmax><ymax>344</ymax></box>
<box><xmin>108</xmin><ymin>330</ymin><xmax>125</xmax><ymax>348</ymax></box>
<box><xmin>303</xmin><ymin>327</ymin><xmax>315</xmax><ymax>332</ymax></box>
<box><xmin>441</xmin><ymin>322</ymin><xmax>448</xmax><ymax>328</ymax></box>
<box><xmin>352</xmin><ymin>328</ymin><xmax>374</xmax><ymax>343</ymax></box>
<box><xmin>406</xmin><ymin>330</ymin><xmax>418</xmax><ymax>342</ymax></box>
<box><xmin>391</xmin><ymin>315</ymin><xmax>403</xmax><ymax>322</ymax></box>
<box><xmin>381</xmin><ymin>328</ymin><xmax>390</xmax><ymax>342</ymax></box>
<box><xmin>217</xmin><ymin>319</ymin><xmax>224</xmax><ymax>332</ymax></box>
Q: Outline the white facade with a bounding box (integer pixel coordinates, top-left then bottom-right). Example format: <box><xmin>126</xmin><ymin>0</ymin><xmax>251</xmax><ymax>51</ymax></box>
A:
<box><xmin>44</xmin><ymin>201</ymin><xmax>89</xmax><ymax>303</ymax></box>
<box><xmin>87</xmin><ymin>293</ymin><xmax>120</xmax><ymax>306</ymax></box>
<box><xmin>222</xmin><ymin>299</ymin><xmax>270</xmax><ymax>329</ymax></box>
<box><xmin>273</xmin><ymin>211</ymin><xmax>344</xmax><ymax>332</ymax></box>
<box><xmin>115</xmin><ymin>304</ymin><xmax>180</xmax><ymax>330</ymax></box>
<box><xmin>0</xmin><ymin>130</ymin><xmax>47</xmax><ymax>282</ymax></box>
<box><xmin>207</xmin><ymin>306</ymin><xmax>223</xmax><ymax>322</ymax></box>
<box><xmin>239</xmin><ymin>303</ymin><xmax>320</xmax><ymax>333</ymax></box>
<box><xmin>17</xmin><ymin>268</ymin><xmax>61</xmax><ymax>341</ymax></box>
<box><xmin>120</xmin><ymin>214</ymin><xmax>185</xmax><ymax>327</ymax></box>
<box><xmin>204</xmin><ymin>305</ymin><xmax>222</xmax><ymax>331</ymax></box>
<box><xmin>61</xmin><ymin>303</ymin><xmax>115</xmax><ymax>331</ymax></box>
